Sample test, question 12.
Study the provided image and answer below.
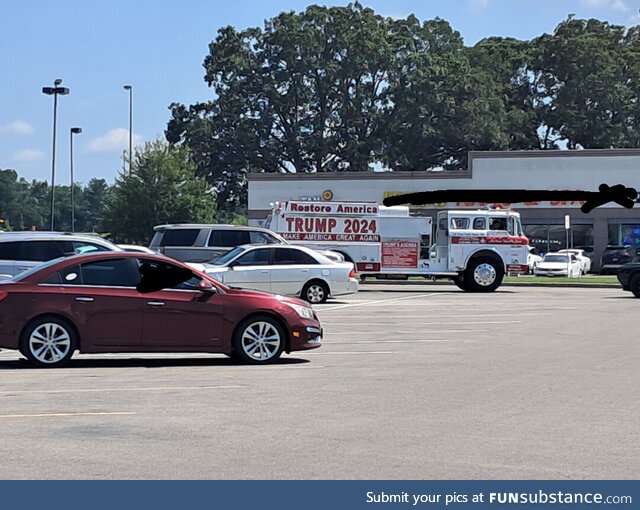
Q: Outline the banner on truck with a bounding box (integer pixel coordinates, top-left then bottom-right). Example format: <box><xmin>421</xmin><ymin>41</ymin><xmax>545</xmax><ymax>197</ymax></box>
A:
<box><xmin>381</xmin><ymin>240</ymin><xmax>419</xmax><ymax>268</ymax></box>
<box><xmin>281</xmin><ymin>216</ymin><xmax>380</xmax><ymax>242</ymax></box>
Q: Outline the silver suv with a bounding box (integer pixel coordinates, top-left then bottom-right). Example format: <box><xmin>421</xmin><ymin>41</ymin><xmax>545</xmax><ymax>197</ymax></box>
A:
<box><xmin>149</xmin><ymin>224</ymin><xmax>287</xmax><ymax>263</ymax></box>
<box><xmin>0</xmin><ymin>232</ymin><xmax>121</xmax><ymax>278</ymax></box>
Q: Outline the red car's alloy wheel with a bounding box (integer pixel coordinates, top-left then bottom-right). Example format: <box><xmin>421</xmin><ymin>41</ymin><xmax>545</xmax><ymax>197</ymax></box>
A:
<box><xmin>21</xmin><ymin>317</ymin><xmax>77</xmax><ymax>368</ymax></box>
<box><xmin>234</xmin><ymin>316</ymin><xmax>284</xmax><ymax>364</ymax></box>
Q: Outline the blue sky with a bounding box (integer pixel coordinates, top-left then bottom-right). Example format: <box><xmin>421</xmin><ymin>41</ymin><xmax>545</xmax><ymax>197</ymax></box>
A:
<box><xmin>2</xmin><ymin>0</ymin><xmax>639</xmax><ymax>185</ymax></box>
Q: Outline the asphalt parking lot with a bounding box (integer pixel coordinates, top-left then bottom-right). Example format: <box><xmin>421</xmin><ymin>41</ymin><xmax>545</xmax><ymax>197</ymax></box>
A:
<box><xmin>0</xmin><ymin>283</ymin><xmax>638</xmax><ymax>479</ymax></box>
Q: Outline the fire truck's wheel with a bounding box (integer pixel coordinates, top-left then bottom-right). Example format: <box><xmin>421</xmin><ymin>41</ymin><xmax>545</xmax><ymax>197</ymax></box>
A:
<box><xmin>465</xmin><ymin>257</ymin><xmax>504</xmax><ymax>292</ymax></box>
<box><xmin>452</xmin><ymin>277</ymin><xmax>469</xmax><ymax>291</ymax></box>
<box><xmin>302</xmin><ymin>280</ymin><xmax>329</xmax><ymax>304</ymax></box>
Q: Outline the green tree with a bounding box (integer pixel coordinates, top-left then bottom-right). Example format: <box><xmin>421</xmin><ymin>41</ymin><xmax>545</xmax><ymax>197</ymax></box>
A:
<box><xmin>167</xmin><ymin>3</ymin><xmax>401</xmax><ymax>208</ymax></box>
<box><xmin>101</xmin><ymin>141</ymin><xmax>216</xmax><ymax>244</ymax></box>
<box><xmin>76</xmin><ymin>178</ymin><xmax>111</xmax><ymax>233</ymax></box>
<box><xmin>532</xmin><ymin>18</ymin><xmax>640</xmax><ymax>149</ymax></box>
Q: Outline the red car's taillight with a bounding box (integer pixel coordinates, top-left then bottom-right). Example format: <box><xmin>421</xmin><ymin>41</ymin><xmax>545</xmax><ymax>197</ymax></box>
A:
<box><xmin>348</xmin><ymin>268</ymin><xmax>356</xmax><ymax>279</ymax></box>
<box><xmin>0</xmin><ymin>291</ymin><xmax>8</xmax><ymax>302</ymax></box>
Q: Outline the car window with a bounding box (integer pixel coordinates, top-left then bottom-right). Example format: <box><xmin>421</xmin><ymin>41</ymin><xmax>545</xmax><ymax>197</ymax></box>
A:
<box><xmin>71</xmin><ymin>241</ymin><xmax>110</xmax><ymax>254</ymax></box>
<box><xmin>136</xmin><ymin>259</ymin><xmax>199</xmax><ymax>291</ymax></box>
<box><xmin>18</xmin><ymin>240</ymin><xmax>66</xmax><ymax>262</ymax></box>
<box><xmin>450</xmin><ymin>217</ymin><xmax>470</xmax><ymax>229</ymax></box>
<box><xmin>544</xmin><ymin>255</ymin><xmax>569</xmax><ymax>263</ymax></box>
<box><xmin>249</xmin><ymin>231</ymin><xmax>281</xmax><ymax>244</ymax></box>
<box><xmin>209</xmin><ymin>230</ymin><xmax>251</xmax><ymax>247</ymax></box>
<box><xmin>12</xmin><ymin>257</ymin><xmax>66</xmax><ymax>281</ymax></box>
<box><xmin>210</xmin><ymin>246</ymin><xmax>245</xmax><ymax>265</ymax></box>
<box><xmin>0</xmin><ymin>241</ymin><xmax>21</xmax><ymax>259</ymax></box>
<box><xmin>489</xmin><ymin>218</ymin><xmax>507</xmax><ymax>231</ymax></box>
<box><xmin>80</xmin><ymin>259</ymin><xmax>137</xmax><ymax>287</ymax></box>
<box><xmin>472</xmin><ymin>218</ymin><xmax>486</xmax><ymax>230</ymax></box>
<box><xmin>233</xmin><ymin>248</ymin><xmax>271</xmax><ymax>266</ymax></box>
<box><xmin>44</xmin><ymin>264</ymin><xmax>82</xmax><ymax>284</ymax></box>
<box><xmin>273</xmin><ymin>248</ymin><xmax>318</xmax><ymax>265</ymax></box>
<box><xmin>160</xmin><ymin>229</ymin><xmax>200</xmax><ymax>247</ymax></box>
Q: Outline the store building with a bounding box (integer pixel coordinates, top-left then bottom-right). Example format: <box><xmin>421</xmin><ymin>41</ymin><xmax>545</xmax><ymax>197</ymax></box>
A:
<box><xmin>247</xmin><ymin>149</ymin><xmax>640</xmax><ymax>271</ymax></box>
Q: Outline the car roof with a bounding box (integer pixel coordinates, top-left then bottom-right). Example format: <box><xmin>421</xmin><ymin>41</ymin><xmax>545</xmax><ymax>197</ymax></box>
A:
<box><xmin>153</xmin><ymin>224</ymin><xmax>274</xmax><ymax>232</ymax></box>
<box><xmin>0</xmin><ymin>232</ymin><xmax>118</xmax><ymax>245</ymax></box>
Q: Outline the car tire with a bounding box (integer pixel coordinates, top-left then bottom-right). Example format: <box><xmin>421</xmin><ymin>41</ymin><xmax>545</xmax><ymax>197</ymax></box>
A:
<box><xmin>464</xmin><ymin>257</ymin><xmax>504</xmax><ymax>292</ymax></box>
<box><xmin>630</xmin><ymin>275</ymin><xmax>640</xmax><ymax>298</ymax></box>
<box><xmin>301</xmin><ymin>280</ymin><xmax>329</xmax><ymax>304</ymax></box>
<box><xmin>232</xmin><ymin>315</ymin><xmax>285</xmax><ymax>364</ymax></box>
<box><xmin>19</xmin><ymin>316</ymin><xmax>77</xmax><ymax>368</ymax></box>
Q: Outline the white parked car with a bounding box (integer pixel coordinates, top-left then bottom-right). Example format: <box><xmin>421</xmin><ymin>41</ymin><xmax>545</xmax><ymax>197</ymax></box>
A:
<box><xmin>558</xmin><ymin>249</ymin><xmax>592</xmax><ymax>275</ymax></box>
<box><xmin>534</xmin><ymin>253</ymin><xmax>582</xmax><ymax>278</ymax></box>
<box><xmin>527</xmin><ymin>247</ymin><xmax>543</xmax><ymax>274</ymax></box>
<box><xmin>201</xmin><ymin>244</ymin><xmax>359</xmax><ymax>304</ymax></box>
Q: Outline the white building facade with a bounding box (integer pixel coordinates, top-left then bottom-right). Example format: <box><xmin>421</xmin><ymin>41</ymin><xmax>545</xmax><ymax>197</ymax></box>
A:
<box><xmin>247</xmin><ymin>149</ymin><xmax>640</xmax><ymax>271</ymax></box>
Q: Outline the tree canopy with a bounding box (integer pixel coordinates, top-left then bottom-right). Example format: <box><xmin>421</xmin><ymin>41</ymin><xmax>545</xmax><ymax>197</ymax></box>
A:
<box><xmin>101</xmin><ymin>141</ymin><xmax>216</xmax><ymax>244</ymax></box>
<box><xmin>166</xmin><ymin>5</ymin><xmax>640</xmax><ymax>212</ymax></box>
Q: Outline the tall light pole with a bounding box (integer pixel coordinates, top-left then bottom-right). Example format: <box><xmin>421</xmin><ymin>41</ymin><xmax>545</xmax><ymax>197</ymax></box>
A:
<box><xmin>42</xmin><ymin>79</ymin><xmax>70</xmax><ymax>231</ymax></box>
<box><xmin>123</xmin><ymin>85</ymin><xmax>133</xmax><ymax>175</ymax></box>
<box><xmin>70</xmin><ymin>127</ymin><xmax>82</xmax><ymax>232</ymax></box>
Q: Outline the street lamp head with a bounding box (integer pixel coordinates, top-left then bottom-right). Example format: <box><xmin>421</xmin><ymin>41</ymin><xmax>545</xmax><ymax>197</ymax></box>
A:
<box><xmin>42</xmin><ymin>86</ymin><xmax>70</xmax><ymax>95</ymax></box>
<box><xmin>123</xmin><ymin>84</ymin><xmax>132</xmax><ymax>90</ymax></box>
<box><xmin>54</xmin><ymin>78</ymin><xmax>63</xmax><ymax>86</ymax></box>
<box><xmin>71</xmin><ymin>127</ymin><xmax>82</xmax><ymax>134</ymax></box>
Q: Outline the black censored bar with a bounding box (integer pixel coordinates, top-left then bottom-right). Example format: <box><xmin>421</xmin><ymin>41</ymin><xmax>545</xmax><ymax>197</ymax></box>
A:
<box><xmin>382</xmin><ymin>183</ymin><xmax>638</xmax><ymax>213</ymax></box>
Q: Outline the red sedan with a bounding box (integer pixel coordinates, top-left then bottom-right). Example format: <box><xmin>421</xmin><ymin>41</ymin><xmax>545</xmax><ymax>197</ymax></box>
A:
<box><xmin>0</xmin><ymin>252</ymin><xmax>322</xmax><ymax>367</ymax></box>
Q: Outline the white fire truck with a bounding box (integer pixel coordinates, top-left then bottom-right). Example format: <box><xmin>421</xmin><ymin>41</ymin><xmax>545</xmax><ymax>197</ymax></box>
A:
<box><xmin>265</xmin><ymin>201</ymin><xmax>530</xmax><ymax>292</ymax></box>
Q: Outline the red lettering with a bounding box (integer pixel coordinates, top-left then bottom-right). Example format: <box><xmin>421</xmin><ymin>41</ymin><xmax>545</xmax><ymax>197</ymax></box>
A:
<box><xmin>316</xmin><ymin>218</ymin><xmax>327</xmax><ymax>232</ymax></box>
<box><xmin>286</xmin><ymin>218</ymin><xmax>295</xmax><ymax>230</ymax></box>
<box><xmin>328</xmin><ymin>218</ymin><xmax>337</xmax><ymax>231</ymax></box>
<box><xmin>294</xmin><ymin>218</ymin><xmax>303</xmax><ymax>231</ymax></box>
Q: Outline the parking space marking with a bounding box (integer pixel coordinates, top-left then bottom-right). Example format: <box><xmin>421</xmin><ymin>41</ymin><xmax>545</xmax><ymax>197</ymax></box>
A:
<box><xmin>322</xmin><ymin>320</ymin><xmax>521</xmax><ymax>326</ymax></box>
<box><xmin>324</xmin><ymin>339</ymin><xmax>450</xmax><ymax>344</ymax></box>
<box><xmin>304</xmin><ymin>350</ymin><xmax>396</xmax><ymax>355</ymax></box>
<box><xmin>325</xmin><ymin>329</ymin><xmax>490</xmax><ymax>335</ymax></box>
<box><xmin>321</xmin><ymin>313</ymin><xmax>551</xmax><ymax>320</ymax></box>
<box><xmin>0</xmin><ymin>411</ymin><xmax>136</xmax><ymax>419</ymax></box>
<box><xmin>316</xmin><ymin>292</ymin><xmax>440</xmax><ymax>311</ymax></box>
<box><xmin>0</xmin><ymin>385</ymin><xmax>245</xmax><ymax>396</ymax></box>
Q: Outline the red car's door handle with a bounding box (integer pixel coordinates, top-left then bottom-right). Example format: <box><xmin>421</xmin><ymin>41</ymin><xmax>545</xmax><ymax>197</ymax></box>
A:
<box><xmin>147</xmin><ymin>301</ymin><xmax>165</xmax><ymax>307</ymax></box>
<box><xmin>75</xmin><ymin>296</ymin><xmax>94</xmax><ymax>303</ymax></box>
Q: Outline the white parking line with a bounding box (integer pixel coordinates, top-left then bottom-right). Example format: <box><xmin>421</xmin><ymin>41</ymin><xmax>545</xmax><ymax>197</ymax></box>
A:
<box><xmin>324</xmin><ymin>339</ymin><xmax>450</xmax><ymax>344</ymax></box>
<box><xmin>0</xmin><ymin>411</ymin><xmax>136</xmax><ymax>419</ymax></box>
<box><xmin>318</xmin><ymin>293</ymin><xmax>440</xmax><ymax>311</ymax></box>
<box><xmin>321</xmin><ymin>313</ymin><xmax>552</xmax><ymax>320</ymax></box>
<box><xmin>0</xmin><ymin>385</ymin><xmax>244</xmax><ymax>395</ymax></box>
<box><xmin>325</xmin><ymin>329</ymin><xmax>490</xmax><ymax>335</ymax></box>
<box><xmin>322</xmin><ymin>320</ymin><xmax>521</xmax><ymax>326</ymax></box>
<box><xmin>304</xmin><ymin>351</ymin><xmax>396</xmax><ymax>355</ymax></box>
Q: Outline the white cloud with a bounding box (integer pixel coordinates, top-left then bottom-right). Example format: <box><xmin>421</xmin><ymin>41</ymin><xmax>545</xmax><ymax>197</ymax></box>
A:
<box><xmin>0</xmin><ymin>120</ymin><xmax>35</xmax><ymax>135</ymax></box>
<box><xmin>581</xmin><ymin>0</ymin><xmax>630</xmax><ymax>13</ymax></box>
<box><xmin>87</xmin><ymin>128</ymin><xmax>143</xmax><ymax>153</ymax></box>
<box><xmin>13</xmin><ymin>149</ymin><xmax>46</xmax><ymax>163</ymax></box>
